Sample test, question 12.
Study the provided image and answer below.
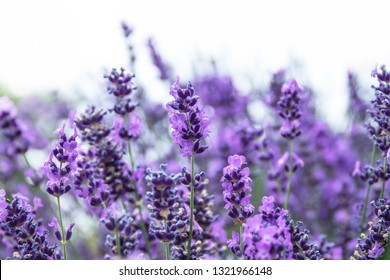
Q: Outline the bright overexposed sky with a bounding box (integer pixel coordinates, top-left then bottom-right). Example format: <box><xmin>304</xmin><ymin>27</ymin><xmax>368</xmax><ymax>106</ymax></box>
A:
<box><xmin>1</xmin><ymin>0</ymin><xmax>390</xmax><ymax>128</ymax></box>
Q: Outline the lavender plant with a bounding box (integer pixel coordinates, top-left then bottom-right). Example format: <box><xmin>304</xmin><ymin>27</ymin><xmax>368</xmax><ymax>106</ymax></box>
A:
<box><xmin>1</xmin><ymin>22</ymin><xmax>390</xmax><ymax>260</ymax></box>
<box><xmin>167</xmin><ymin>77</ymin><xmax>209</xmax><ymax>259</ymax></box>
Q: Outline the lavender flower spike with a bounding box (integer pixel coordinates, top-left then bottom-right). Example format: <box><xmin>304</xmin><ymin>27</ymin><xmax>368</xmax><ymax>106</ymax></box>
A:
<box><xmin>278</xmin><ymin>79</ymin><xmax>303</xmax><ymax>139</ymax></box>
<box><xmin>42</xmin><ymin>122</ymin><xmax>78</xmax><ymax>259</ymax></box>
<box><xmin>221</xmin><ymin>154</ymin><xmax>254</xmax><ymax>258</ymax></box>
<box><xmin>352</xmin><ymin>199</ymin><xmax>390</xmax><ymax>259</ymax></box>
<box><xmin>221</xmin><ymin>155</ymin><xmax>254</xmax><ymax>225</ymax></box>
<box><xmin>167</xmin><ymin>76</ymin><xmax>210</xmax><ymax>157</ymax></box>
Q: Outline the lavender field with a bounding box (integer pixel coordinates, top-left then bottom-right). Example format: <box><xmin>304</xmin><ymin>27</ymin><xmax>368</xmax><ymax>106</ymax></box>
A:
<box><xmin>1</xmin><ymin>16</ymin><xmax>390</xmax><ymax>260</ymax></box>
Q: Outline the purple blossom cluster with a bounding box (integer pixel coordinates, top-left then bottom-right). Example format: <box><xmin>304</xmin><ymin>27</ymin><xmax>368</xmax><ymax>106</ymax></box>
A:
<box><xmin>167</xmin><ymin>77</ymin><xmax>210</xmax><ymax>157</ymax></box>
<box><xmin>1</xmin><ymin>23</ymin><xmax>390</xmax><ymax>261</ymax></box>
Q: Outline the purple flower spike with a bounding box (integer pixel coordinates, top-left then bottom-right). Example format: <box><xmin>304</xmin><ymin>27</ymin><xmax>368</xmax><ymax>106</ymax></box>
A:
<box><xmin>147</xmin><ymin>38</ymin><xmax>172</xmax><ymax>81</ymax></box>
<box><xmin>167</xmin><ymin>76</ymin><xmax>210</xmax><ymax>157</ymax></box>
<box><xmin>104</xmin><ymin>68</ymin><xmax>136</xmax><ymax>98</ymax></box>
<box><xmin>0</xmin><ymin>192</ymin><xmax>60</xmax><ymax>259</ymax></box>
<box><xmin>278</xmin><ymin>79</ymin><xmax>303</xmax><ymax>139</ymax></box>
<box><xmin>221</xmin><ymin>155</ymin><xmax>254</xmax><ymax>225</ymax></box>
<box><xmin>0</xmin><ymin>96</ymin><xmax>30</xmax><ymax>155</ymax></box>
<box><xmin>352</xmin><ymin>199</ymin><xmax>390</xmax><ymax>259</ymax></box>
<box><xmin>43</xmin><ymin>122</ymin><xmax>79</xmax><ymax>198</ymax></box>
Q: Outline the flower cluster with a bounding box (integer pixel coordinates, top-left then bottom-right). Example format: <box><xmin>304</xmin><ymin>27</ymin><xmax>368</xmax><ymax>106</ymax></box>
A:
<box><xmin>43</xmin><ymin>123</ymin><xmax>78</xmax><ymax>197</ymax></box>
<box><xmin>240</xmin><ymin>196</ymin><xmax>292</xmax><ymax>259</ymax></box>
<box><xmin>278</xmin><ymin>79</ymin><xmax>303</xmax><ymax>139</ymax></box>
<box><xmin>101</xmin><ymin>204</ymin><xmax>140</xmax><ymax>257</ymax></box>
<box><xmin>221</xmin><ymin>155</ymin><xmax>254</xmax><ymax>225</ymax></box>
<box><xmin>0</xmin><ymin>96</ymin><xmax>30</xmax><ymax>156</ymax></box>
<box><xmin>167</xmin><ymin>77</ymin><xmax>210</xmax><ymax>157</ymax></box>
<box><xmin>352</xmin><ymin>199</ymin><xmax>390</xmax><ymax>259</ymax></box>
<box><xmin>145</xmin><ymin>165</ymin><xmax>190</xmax><ymax>259</ymax></box>
<box><xmin>0</xmin><ymin>191</ymin><xmax>60</xmax><ymax>259</ymax></box>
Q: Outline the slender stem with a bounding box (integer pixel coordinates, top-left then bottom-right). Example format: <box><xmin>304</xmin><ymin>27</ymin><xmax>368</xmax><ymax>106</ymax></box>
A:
<box><xmin>187</xmin><ymin>154</ymin><xmax>195</xmax><ymax>260</ymax></box>
<box><xmin>381</xmin><ymin>156</ymin><xmax>387</xmax><ymax>199</ymax></box>
<box><xmin>164</xmin><ymin>219</ymin><xmax>170</xmax><ymax>260</ymax></box>
<box><xmin>239</xmin><ymin>226</ymin><xmax>243</xmax><ymax>258</ymax></box>
<box><xmin>360</xmin><ymin>184</ymin><xmax>372</xmax><ymax>233</ymax></box>
<box><xmin>23</xmin><ymin>153</ymin><xmax>32</xmax><ymax>169</ymax></box>
<box><xmin>284</xmin><ymin>140</ymin><xmax>293</xmax><ymax>210</ymax></box>
<box><xmin>135</xmin><ymin>191</ymin><xmax>152</xmax><ymax>259</ymax></box>
<box><xmin>115</xmin><ymin>229</ymin><xmax>122</xmax><ymax>257</ymax></box>
<box><xmin>127</xmin><ymin>140</ymin><xmax>152</xmax><ymax>259</ymax></box>
<box><xmin>127</xmin><ymin>141</ymin><xmax>135</xmax><ymax>170</ymax></box>
<box><xmin>360</xmin><ymin>145</ymin><xmax>377</xmax><ymax>233</ymax></box>
<box><xmin>56</xmin><ymin>196</ymin><xmax>67</xmax><ymax>260</ymax></box>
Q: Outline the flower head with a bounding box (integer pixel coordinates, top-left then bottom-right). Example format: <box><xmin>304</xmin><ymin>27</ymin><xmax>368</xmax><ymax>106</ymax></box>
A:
<box><xmin>221</xmin><ymin>155</ymin><xmax>254</xmax><ymax>225</ymax></box>
<box><xmin>167</xmin><ymin>76</ymin><xmax>210</xmax><ymax>157</ymax></box>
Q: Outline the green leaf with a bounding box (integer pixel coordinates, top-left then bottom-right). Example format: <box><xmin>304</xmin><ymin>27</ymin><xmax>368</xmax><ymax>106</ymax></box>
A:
<box><xmin>380</xmin><ymin>234</ymin><xmax>390</xmax><ymax>260</ymax></box>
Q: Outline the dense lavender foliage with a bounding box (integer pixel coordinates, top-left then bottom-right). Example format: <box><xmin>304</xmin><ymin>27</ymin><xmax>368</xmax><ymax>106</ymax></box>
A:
<box><xmin>0</xmin><ymin>23</ymin><xmax>389</xmax><ymax>260</ymax></box>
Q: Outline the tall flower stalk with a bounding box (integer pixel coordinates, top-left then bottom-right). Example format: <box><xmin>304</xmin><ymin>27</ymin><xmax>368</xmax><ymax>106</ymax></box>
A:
<box><xmin>105</xmin><ymin>68</ymin><xmax>151</xmax><ymax>258</ymax></box>
<box><xmin>221</xmin><ymin>155</ymin><xmax>254</xmax><ymax>258</ymax></box>
<box><xmin>167</xmin><ymin>77</ymin><xmax>209</xmax><ymax>259</ymax></box>
<box><xmin>43</xmin><ymin>123</ymin><xmax>78</xmax><ymax>259</ymax></box>
<box><xmin>277</xmin><ymin>79</ymin><xmax>304</xmax><ymax>209</ymax></box>
<box><xmin>357</xmin><ymin>65</ymin><xmax>390</xmax><ymax>232</ymax></box>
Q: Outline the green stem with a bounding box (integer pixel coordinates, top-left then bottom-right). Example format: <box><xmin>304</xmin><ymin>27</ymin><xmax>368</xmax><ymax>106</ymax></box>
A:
<box><xmin>23</xmin><ymin>153</ymin><xmax>32</xmax><ymax>169</ymax></box>
<box><xmin>360</xmin><ymin>145</ymin><xmax>376</xmax><ymax>233</ymax></box>
<box><xmin>381</xmin><ymin>157</ymin><xmax>387</xmax><ymax>199</ymax></box>
<box><xmin>135</xmin><ymin>192</ymin><xmax>152</xmax><ymax>259</ymax></box>
<box><xmin>187</xmin><ymin>154</ymin><xmax>195</xmax><ymax>260</ymax></box>
<box><xmin>284</xmin><ymin>140</ymin><xmax>293</xmax><ymax>210</ymax></box>
<box><xmin>239</xmin><ymin>226</ymin><xmax>243</xmax><ymax>258</ymax></box>
<box><xmin>127</xmin><ymin>141</ymin><xmax>135</xmax><ymax>170</ymax></box>
<box><xmin>164</xmin><ymin>219</ymin><xmax>170</xmax><ymax>260</ymax></box>
<box><xmin>56</xmin><ymin>196</ymin><xmax>67</xmax><ymax>260</ymax></box>
<box><xmin>115</xmin><ymin>229</ymin><xmax>122</xmax><ymax>257</ymax></box>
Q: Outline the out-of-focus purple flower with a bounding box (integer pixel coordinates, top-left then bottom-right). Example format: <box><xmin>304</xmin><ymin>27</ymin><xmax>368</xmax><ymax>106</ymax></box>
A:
<box><xmin>121</xmin><ymin>21</ymin><xmax>133</xmax><ymax>38</ymax></box>
<box><xmin>147</xmin><ymin>38</ymin><xmax>172</xmax><ymax>81</ymax></box>
<box><xmin>278</xmin><ymin>79</ymin><xmax>303</xmax><ymax>139</ymax></box>
<box><xmin>276</xmin><ymin>152</ymin><xmax>304</xmax><ymax>173</ymax></box>
<box><xmin>113</xmin><ymin>114</ymin><xmax>142</xmax><ymax>143</ymax></box>
<box><xmin>167</xmin><ymin>77</ymin><xmax>210</xmax><ymax>157</ymax></box>
<box><xmin>0</xmin><ymin>189</ymin><xmax>8</xmax><ymax>221</ymax></box>
<box><xmin>221</xmin><ymin>155</ymin><xmax>254</xmax><ymax>225</ymax></box>
<box><xmin>194</xmin><ymin>73</ymin><xmax>247</xmax><ymax>119</ymax></box>
<box><xmin>0</xmin><ymin>96</ymin><xmax>30</xmax><ymax>155</ymax></box>
<box><xmin>347</xmin><ymin>72</ymin><xmax>368</xmax><ymax>122</ymax></box>
<box><xmin>105</xmin><ymin>68</ymin><xmax>136</xmax><ymax>98</ymax></box>
<box><xmin>48</xmin><ymin>217</ymin><xmax>62</xmax><ymax>241</ymax></box>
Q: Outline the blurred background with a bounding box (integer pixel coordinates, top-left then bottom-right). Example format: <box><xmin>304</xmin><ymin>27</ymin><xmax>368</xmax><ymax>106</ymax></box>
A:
<box><xmin>1</xmin><ymin>0</ymin><xmax>390</xmax><ymax>129</ymax></box>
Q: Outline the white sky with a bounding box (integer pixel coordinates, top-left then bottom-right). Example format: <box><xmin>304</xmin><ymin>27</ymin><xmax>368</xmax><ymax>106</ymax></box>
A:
<box><xmin>1</xmin><ymin>0</ymin><xmax>390</xmax><ymax>127</ymax></box>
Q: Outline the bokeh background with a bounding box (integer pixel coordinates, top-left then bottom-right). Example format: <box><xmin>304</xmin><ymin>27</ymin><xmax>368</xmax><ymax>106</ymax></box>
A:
<box><xmin>1</xmin><ymin>0</ymin><xmax>390</xmax><ymax>129</ymax></box>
